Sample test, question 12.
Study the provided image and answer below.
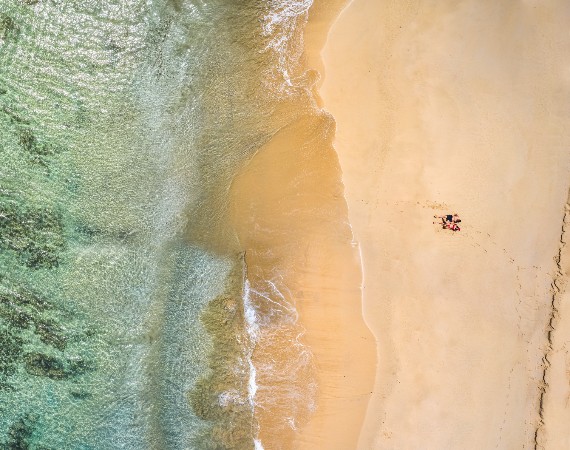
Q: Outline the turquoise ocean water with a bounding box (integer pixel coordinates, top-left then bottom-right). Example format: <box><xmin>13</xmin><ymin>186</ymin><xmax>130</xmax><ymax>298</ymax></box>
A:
<box><xmin>0</xmin><ymin>0</ymin><xmax>321</xmax><ymax>448</ymax></box>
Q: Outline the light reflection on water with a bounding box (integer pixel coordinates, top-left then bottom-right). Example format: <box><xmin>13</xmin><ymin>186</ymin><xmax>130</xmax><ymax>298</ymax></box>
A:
<box><xmin>0</xmin><ymin>0</ymin><xmax>321</xmax><ymax>448</ymax></box>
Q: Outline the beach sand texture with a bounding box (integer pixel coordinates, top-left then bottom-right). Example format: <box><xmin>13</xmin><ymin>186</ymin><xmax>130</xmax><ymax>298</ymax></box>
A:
<box><xmin>229</xmin><ymin>111</ymin><xmax>376</xmax><ymax>449</ymax></box>
<box><xmin>316</xmin><ymin>0</ymin><xmax>570</xmax><ymax>448</ymax></box>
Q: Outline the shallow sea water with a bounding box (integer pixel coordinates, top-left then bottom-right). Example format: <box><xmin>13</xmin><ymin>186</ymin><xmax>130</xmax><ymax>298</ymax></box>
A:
<box><xmin>0</xmin><ymin>0</ymin><xmax>325</xmax><ymax>448</ymax></box>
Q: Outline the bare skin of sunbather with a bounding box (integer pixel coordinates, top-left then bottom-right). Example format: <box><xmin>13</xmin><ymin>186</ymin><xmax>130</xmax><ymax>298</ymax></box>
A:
<box><xmin>434</xmin><ymin>213</ymin><xmax>461</xmax><ymax>224</ymax></box>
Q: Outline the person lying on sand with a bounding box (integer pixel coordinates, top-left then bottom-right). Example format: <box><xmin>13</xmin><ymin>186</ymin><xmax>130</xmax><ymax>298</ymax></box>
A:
<box><xmin>442</xmin><ymin>221</ymin><xmax>461</xmax><ymax>232</ymax></box>
<box><xmin>434</xmin><ymin>213</ymin><xmax>461</xmax><ymax>224</ymax></box>
<box><xmin>432</xmin><ymin>214</ymin><xmax>461</xmax><ymax>231</ymax></box>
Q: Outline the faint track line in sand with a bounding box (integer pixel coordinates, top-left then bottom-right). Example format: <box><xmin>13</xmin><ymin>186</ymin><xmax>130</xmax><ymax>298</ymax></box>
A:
<box><xmin>533</xmin><ymin>191</ymin><xmax>570</xmax><ymax>450</ymax></box>
<box><xmin>464</xmin><ymin>222</ymin><xmax>554</xmax><ymax>343</ymax></box>
<box><xmin>496</xmin><ymin>364</ymin><xmax>518</xmax><ymax>449</ymax></box>
<box><xmin>421</xmin><ymin>197</ymin><xmax>568</xmax><ymax>447</ymax></box>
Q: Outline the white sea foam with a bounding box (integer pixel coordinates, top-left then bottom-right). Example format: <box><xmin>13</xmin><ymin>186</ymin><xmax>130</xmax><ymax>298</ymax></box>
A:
<box><xmin>243</xmin><ymin>281</ymin><xmax>259</xmax><ymax>405</ymax></box>
<box><xmin>248</xmin><ymin>358</ymin><xmax>258</xmax><ymax>406</ymax></box>
<box><xmin>261</xmin><ymin>0</ymin><xmax>314</xmax><ymax>95</ymax></box>
<box><xmin>218</xmin><ymin>389</ymin><xmax>244</xmax><ymax>407</ymax></box>
<box><xmin>243</xmin><ymin>278</ymin><xmax>261</xmax><ymax>448</ymax></box>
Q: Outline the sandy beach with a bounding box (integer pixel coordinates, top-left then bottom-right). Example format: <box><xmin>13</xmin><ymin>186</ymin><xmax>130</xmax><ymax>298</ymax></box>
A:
<box><xmin>229</xmin><ymin>110</ymin><xmax>375</xmax><ymax>449</ymax></box>
<box><xmin>313</xmin><ymin>0</ymin><xmax>570</xmax><ymax>448</ymax></box>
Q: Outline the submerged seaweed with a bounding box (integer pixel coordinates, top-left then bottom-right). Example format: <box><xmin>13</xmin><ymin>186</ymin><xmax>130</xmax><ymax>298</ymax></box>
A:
<box><xmin>2</xmin><ymin>414</ymin><xmax>55</xmax><ymax>450</ymax></box>
<box><xmin>0</xmin><ymin>329</ymin><xmax>23</xmax><ymax>387</ymax></box>
<box><xmin>0</xmin><ymin>196</ymin><xmax>65</xmax><ymax>269</ymax></box>
<box><xmin>24</xmin><ymin>353</ymin><xmax>66</xmax><ymax>380</ymax></box>
<box><xmin>1</xmin><ymin>106</ymin><xmax>29</xmax><ymax>125</ymax></box>
<box><xmin>22</xmin><ymin>353</ymin><xmax>93</xmax><ymax>381</ymax></box>
<box><xmin>5</xmin><ymin>415</ymin><xmax>35</xmax><ymax>450</ymax></box>
<box><xmin>0</xmin><ymin>282</ymin><xmax>93</xmax><ymax>390</ymax></box>
<box><xmin>0</xmin><ymin>286</ymin><xmax>62</xmax><ymax>339</ymax></box>
<box><xmin>34</xmin><ymin>320</ymin><xmax>67</xmax><ymax>350</ymax></box>
<box><xmin>0</xmin><ymin>14</ymin><xmax>18</xmax><ymax>43</ymax></box>
<box><xmin>189</xmin><ymin>255</ymin><xmax>255</xmax><ymax>450</ymax></box>
<box><xmin>17</xmin><ymin>129</ymin><xmax>57</xmax><ymax>157</ymax></box>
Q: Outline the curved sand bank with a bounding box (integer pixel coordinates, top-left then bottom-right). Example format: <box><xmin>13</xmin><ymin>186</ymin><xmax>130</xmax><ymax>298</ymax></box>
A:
<box><xmin>321</xmin><ymin>1</ymin><xmax>570</xmax><ymax>448</ymax></box>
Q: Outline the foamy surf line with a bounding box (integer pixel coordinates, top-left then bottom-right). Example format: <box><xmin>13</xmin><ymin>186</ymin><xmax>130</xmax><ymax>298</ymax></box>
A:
<box><xmin>239</xmin><ymin>254</ymin><xmax>317</xmax><ymax>448</ymax></box>
<box><xmin>243</xmin><ymin>278</ymin><xmax>262</xmax><ymax>447</ymax></box>
<box><xmin>262</xmin><ymin>0</ymin><xmax>315</xmax><ymax>94</ymax></box>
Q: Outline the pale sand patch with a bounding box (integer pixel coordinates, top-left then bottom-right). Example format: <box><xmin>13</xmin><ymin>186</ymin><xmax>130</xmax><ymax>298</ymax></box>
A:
<box><xmin>320</xmin><ymin>0</ymin><xmax>570</xmax><ymax>448</ymax></box>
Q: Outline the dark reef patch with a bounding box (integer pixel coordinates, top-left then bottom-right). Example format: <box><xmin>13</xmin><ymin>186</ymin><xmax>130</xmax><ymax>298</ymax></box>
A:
<box><xmin>0</xmin><ymin>104</ymin><xmax>65</xmax><ymax>172</ymax></box>
<box><xmin>0</xmin><ymin>195</ymin><xmax>65</xmax><ymax>269</ymax></box>
<box><xmin>22</xmin><ymin>353</ymin><xmax>94</xmax><ymax>381</ymax></box>
<box><xmin>24</xmin><ymin>353</ymin><xmax>66</xmax><ymax>380</ymax></box>
<box><xmin>72</xmin><ymin>221</ymin><xmax>136</xmax><ymax>244</ymax></box>
<box><xmin>0</xmin><ymin>282</ymin><xmax>94</xmax><ymax>389</ymax></box>
<box><xmin>188</xmin><ymin>256</ymin><xmax>255</xmax><ymax>450</ymax></box>
<box><xmin>17</xmin><ymin>128</ymin><xmax>58</xmax><ymax>157</ymax></box>
<box><xmin>34</xmin><ymin>320</ymin><xmax>67</xmax><ymax>350</ymax></box>
<box><xmin>2</xmin><ymin>414</ymin><xmax>55</xmax><ymax>450</ymax></box>
<box><xmin>0</xmin><ymin>14</ymin><xmax>19</xmax><ymax>43</ymax></box>
<box><xmin>1</xmin><ymin>106</ymin><xmax>29</xmax><ymax>125</ymax></box>
<box><xmin>0</xmin><ymin>287</ymin><xmax>53</xmax><ymax>333</ymax></box>
<box><xmin>0</xmin><ymin>330</ymin><xmax>23</xmax><ymax>387</ymax></box>
<box><xmin>70</xmin><ymin>390</ymin><xmax>92</xmax><ymax>400</ymax></box>
<box><xmin>5</xmin><ymin>415</ymin><xmax>35</xmax><ymax>450</ymax></box>
<box><xmin>16</xmin><ymin>127</ymin><xmax>63</xmax><ymax>170</ymax></box>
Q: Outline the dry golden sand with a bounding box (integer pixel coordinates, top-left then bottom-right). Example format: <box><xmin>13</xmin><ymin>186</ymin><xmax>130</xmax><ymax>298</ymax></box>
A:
<box><xmin>319</xmin><ymin>0</ymin><xmax>570</xmax><ymax>448</ymax></box>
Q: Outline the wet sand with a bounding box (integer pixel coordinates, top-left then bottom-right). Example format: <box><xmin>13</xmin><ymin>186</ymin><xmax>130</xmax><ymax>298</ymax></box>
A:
<box><xmin>226</xmin><ymin>2</ymin><xmax>382</xmax><ymax>448</ymax></box>
<box><xmin>320</xmin><ymin>0</ymin><xmax>570</xmax><ymax>448</ymax></box>
<box><xmin>229</xmin><ymin>110</ymin><xmax>375</xmax><ymax>449</ymax></box>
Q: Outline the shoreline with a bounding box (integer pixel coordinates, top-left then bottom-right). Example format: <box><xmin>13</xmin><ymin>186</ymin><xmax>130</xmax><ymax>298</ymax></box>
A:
<box><xmin>230</xmin><ymin>110</ymin><xmax>376</xmax><ymax>449</ymax></box>
<box><xmin>293</xmin><ymin>1</ymin><xmax>379</xmax><ymax>448</ymax></box>
<box><xmin>321</xmin><ymin>0</ymin><xmax>570</xmax><ymax>448</ymax></box>
<box><xmin>227</xmin><ymin>1</ymin><xmax>378</xmax><ymax>448</ymax></box>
